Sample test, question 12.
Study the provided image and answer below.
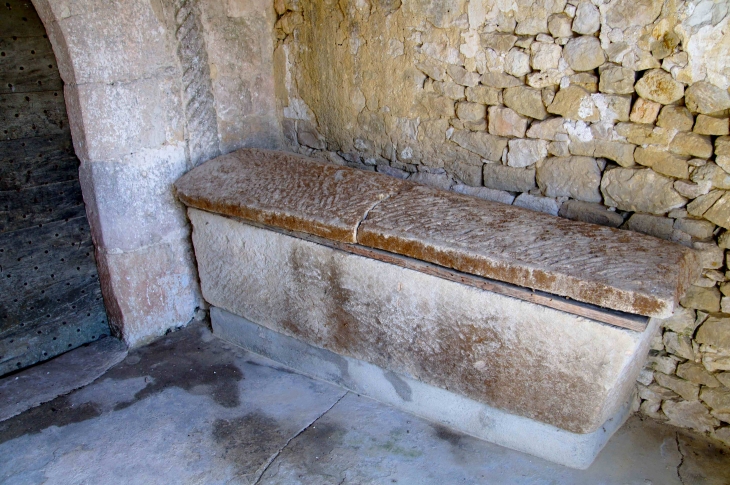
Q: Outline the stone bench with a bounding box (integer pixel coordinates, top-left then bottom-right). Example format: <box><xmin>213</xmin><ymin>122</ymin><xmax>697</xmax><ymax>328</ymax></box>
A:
<box><xmin>175</xmin><ymin>148</ymin><xmax>698</xmax><ymax>468</ymax></box>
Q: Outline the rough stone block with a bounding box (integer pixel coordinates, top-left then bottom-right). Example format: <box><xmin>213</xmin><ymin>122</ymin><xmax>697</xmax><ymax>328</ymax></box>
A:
<box><xmin>536</xmin><ymin>156</ymin><xmax>602</xmax><ymax>202</ymax></box>
<box><xmin>358</xmin><ymin>184</ymin><xmax>696</xmax><ymax>318</ymax></box>
<box><xmin>190</xmin><ymin>209</ymin><xmax>658</xmax><ymax>436</ymax></box>
<box><xmin>96</xmin><ymin>236</ymin><xmax>202</xmax><ymax>347</ymax></box>
<box><xmin>601</xmin><ymin>167</ymin><xmax>687</xmax><ymax>215</ymax></box>
<box><xmin>174</xmin><ymin>149</ymin><xmax>405</xmax><ymax>243</ymax></box>
<box><xmin>65</xmin><ymin>69</ymin><xmax>184</xmax><ymax>162</ymax></box>
<box><xmin>558</xmin><ymin>200</ymin><xmax>624</xmax><ymax>227</ymax></box>
<box><xmin>79</xmin><ymin>144</ymin><xmax>190</xmax><ymax>252</ymax></box>
<box><xmin>482</xmin><ymin>163</ymin><xmax>536</xmax><ymax>192</ymax></box>
<box><xmin>55</xmin><ymin>0</ymin><xmax>175</xmax><ymax>85</ymax></box>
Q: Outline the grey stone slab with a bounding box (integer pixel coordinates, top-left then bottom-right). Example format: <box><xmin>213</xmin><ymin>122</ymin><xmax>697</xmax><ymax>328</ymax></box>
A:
<box><xmin>358</xmin><ymin>184</ymin><xmax>698</xmax><ymax>318</ymax></box>
<box><xmin>175</xmin><ymin>149</ymin><xmax>405</xmax><ymax>243</ymax></box>
<box><xmin>0</xmin><ymin>323</ymin><xmax>346</xmax><ymax>484</ymax></box>
<box><xmin>0</xmin><ymin>336</ymin><xmax>126</xmax><ymax>422</ymax></box>
<box><xmin>212</xmin><ymin>307</ymin><xmax>632</xmax><ymax>469</ymax></box>
<box><xmin>189</xmin><ymin>209</ymin><xmax>658</xmax><ymax>435</ymax></box>
<box><xmin>258</xmin><ymin>394</ymin><xmax>691</xmax><ymax>484</ymax></box>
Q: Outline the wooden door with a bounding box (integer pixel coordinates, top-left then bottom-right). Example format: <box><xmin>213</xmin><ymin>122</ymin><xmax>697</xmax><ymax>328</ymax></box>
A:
<box><xmin>0</xmin><ymin>0</ymin><xmax>110</xmax><ymax>376</ymax></box>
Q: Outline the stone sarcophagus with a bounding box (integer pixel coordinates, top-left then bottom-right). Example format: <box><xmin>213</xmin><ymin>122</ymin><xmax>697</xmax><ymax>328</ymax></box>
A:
<box><xmin>175</xmin><ymin>149</ymin><xmax>698</xmax><ymax>468</ymax></box>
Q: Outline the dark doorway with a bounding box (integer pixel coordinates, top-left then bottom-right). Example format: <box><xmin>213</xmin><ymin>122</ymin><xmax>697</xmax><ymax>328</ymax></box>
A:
<box><xmin>0</xmin><ymin>0</ymin><xmax>110</xmax><ymax>376</ymax></box>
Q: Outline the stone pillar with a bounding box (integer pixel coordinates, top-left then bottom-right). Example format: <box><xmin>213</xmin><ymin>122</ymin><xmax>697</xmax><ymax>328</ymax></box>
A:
<box><xmin>32</xmin><ymin>0</ymin><xmax>204</xmax><ymax>346</ymax></box>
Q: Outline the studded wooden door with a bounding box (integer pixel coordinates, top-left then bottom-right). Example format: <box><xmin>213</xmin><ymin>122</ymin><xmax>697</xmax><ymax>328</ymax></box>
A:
<box><xmin>0</xmin><ymin>0</ymin><xmax>110</xmax><ymax>376</ymax></box>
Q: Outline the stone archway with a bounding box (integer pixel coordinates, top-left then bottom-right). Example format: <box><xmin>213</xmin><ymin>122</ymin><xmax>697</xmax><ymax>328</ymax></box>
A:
<box><xmin>29</xmin><ymin>0</ymin><xmax>204</xmax><ymax>347</ymax></box>
<box><xmin>27</xmin><ymin>0</ymin><xmax>281</xmax><ymax>346</ymax></box>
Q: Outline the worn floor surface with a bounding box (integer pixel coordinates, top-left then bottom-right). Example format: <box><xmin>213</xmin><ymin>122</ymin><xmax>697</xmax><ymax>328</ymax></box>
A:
<box><xmin>1</xmin><ymin>322</ymin><xmax>729</xmax><ymax>485</ymax></box>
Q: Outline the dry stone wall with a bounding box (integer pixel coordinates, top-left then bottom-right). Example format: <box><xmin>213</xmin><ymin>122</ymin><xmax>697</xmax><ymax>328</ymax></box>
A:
<box><xmin>273</xmin><ymin>0</ymin><xmax>730</xmax><ymax>445</ymax></box>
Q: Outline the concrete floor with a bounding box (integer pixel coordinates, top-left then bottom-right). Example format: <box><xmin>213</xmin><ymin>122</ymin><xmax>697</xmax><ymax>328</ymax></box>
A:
<box><xmin>1</xmin><ymin>323</ymin><xmax>729</xmax><ymax>484</ymax></box>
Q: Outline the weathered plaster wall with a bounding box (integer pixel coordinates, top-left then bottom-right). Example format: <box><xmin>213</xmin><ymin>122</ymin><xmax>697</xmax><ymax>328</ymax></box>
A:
<box><xmin>276</xmin><ymin>0</ymin><xmax>730</xmax><ymax>445</ymax></box>
<box><xmin>31</xmin><ymin>0</ymin><xmax>281</xmax><ymax>346</ymax></box>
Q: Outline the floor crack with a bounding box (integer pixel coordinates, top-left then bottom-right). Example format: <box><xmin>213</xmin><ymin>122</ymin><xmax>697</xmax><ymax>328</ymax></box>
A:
<box><xmin>251</xmin><ymin>391</ymin><xmax>349</xmax><ymax>485</ymax></box>
<box><xmin>675</xmin><ymin>431</ymin><xmax>686</xmax><ymax>485</ymax></box>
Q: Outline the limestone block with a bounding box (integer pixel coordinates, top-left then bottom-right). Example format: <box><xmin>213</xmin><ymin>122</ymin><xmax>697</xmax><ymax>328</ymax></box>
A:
<box><xmin>452</xmin><ymin>184</ymin><xmax>515</xmax><ymax>205</ymax></box>
<box><xmin>694</xmin><ymin>115</ymin><xmax>730</xmax><ymax>136</ymax></box>
<box><xmin>703</xmin><ymin>192</ymin><xmax>730</xmax><ymax>229</ymax></box>
<box><xmin>488</xmin><ymin>106</ymin><xmax>529</xmax><ymax>138</ymax></box>
<box><xmin>680</xmin><ymin>286</ymin><xmax>721</xmax><ymax>313</ymax></box>
<box><xmin>447</xmin><ymin>65</ymin><xmax>480</xmax><ymax>87</ymax></box>
<box><xmin>601</xmin><ymin>168</ymin><xmax>687</xmax><ymax>215</ymax></box>
<box><xmin>647</xmin><ymin>353</ymin><xmax>681</xmax><ymax>376</ymax></box>
<box><xmin>630</xmin><ymin>98</ymin><xmax>661</xmax><ymax>124</ymax></box>
<box><xmin>530</xmin><ymin>42</ymin><xmax>562</xmax><ymax>71</ymax></box>
<box><xmin>659</xmin><ymin>307</ymin><xmax>698</xmax><ymax>336</ymax></box>
<box><xmin>481</xmin><ymin>33</ymin><xmax>518</xmax><ymax>53</ymax></box>
<box><xmin>482</xmin><ymin>163</ymin><xmax>536</xmax><ymax>192</ymax></box>
<box><xmin>503</xmin><ymin>86</ymin><xmax>548</xmax><ymax>120</ymax></box>
<box><xmin>716</xmin><ymin>136</ymin><xmax>730</xmax><ymax>158</ymax></box>
<box><xmin>96</xmin><ymin>235</ymin><xmax>202</xmax><ymax>348</ymax></box>
<box><xmin>654</xmin><ymin>372</ymin><xmax>699</xmax><ymax>401</ymax></box>
<box><xmin>700</xmin><ymin>244</ymin><xmax>727</xmax><ymax>272</ymax></box>
<box><xmin>572</xmin><ymin>2</ymin><xmax>600</xmax><ymax>35</ymax></box>
<box><xmin>512</xmin><ymin>193</ymin><xmax>561</xmax><ymax>216</ymax></box>
<box><xmin>677</xmin><ymin>362</ymin><xmax>721</xmax><ymax>388</ymax></box>
<box><xmin>191</xmin><ymin>209</ymin><xmax>658</xmax><ymax>436</ymax></box>
<box><xmin>670</xmin><ymin>132</ymin><xmax>713</xmax><ymax>159</ymax></box>
<box><xmin>451</xmin><ymin>130</ymin><xmax>508</xmax><ymax>161</ymax></box>
<box><xmin>465</xmin><ymin>86</ymin><xmax>501</xmax><ymax>105</ymax></box>
<box><xmin>506</xmin><ymin>139</ymin><xmax>548</xmax><ymax>168</ymax></box>
<box><xmin>615</xmin><ymin>123</ymin><xmax>674</xmax><ymax>146</ymax></box>
<box><xmin>200</xmin><ymin>0</ymin><xmax>280</xmax><ymax>152</ymax></box>
<box><xmin>674</xmin><ymin>180</ymin><xmax>711</xmax><ymax>199</ymax></box>
<box><xmin>526</xmin><ymin>117</ymin><xmax>567</xmax><ymax>141</ymax></box>
<box><xmin>359</xmin><ymin>184</ymin><xmax>697</xmax><ymax>317</ymax></box>
<box><xmin>594</xmin><ymin>141</ymin><xmax>636</xmax><ymax>167</ymax></box>
<box><xmin>635</xmin><ymin>69</ymin><xmax>685</xmax><ymax>105</ymax></box>
<box><xmin>54</xmin><ymin>0</ymin><xmax>175</xmax><ymax>84</ymax></box>
<box><xmin>558</xmin><ymin>200</ymin><xmax>624</xmax><ymax>227</ymax></box>
<box><xmin>688</xmin><ymin>189</ymin><xmax>723</xmax><ymax>215</ymax></box>
<box><xmin>563</xmin><ymin>37</ymin><xmax>605</xmax><ymax>72</ymax></box>
<box><xmin>657</xmin><ymin>106</ymin><xmax>694</xmax><ymax>131</ymax></box>
<box><xmin>79</xmin><ymin>144</ymin><xmax>190</xmax><ymax>252</ymax></box>
<box><xmin>702</xmin><ymin>348</ymin><xmax>730</xmax><ymax>373</ymax></box>
<box><xmin>592</xmin><ymin>93</ymin><xmax>631</xmax><ymax>123</ymax></box>
<box><xmin>409</xmin><ymin>172</ymin><xmax>454</xmax><ymax>191</ymax></box>
<box><xmin>692</xmin><ymin>163</ymin><xmax>730</xmax><ymax>190</ymax></box>
<box><xmin>662</xmin><ymin>332</ymin><xmax>696</xmax><ymax>361</ymax></box>
<box><xmin>547</xmin><ymin>86</ymin><xmax>599</xmax><ymax>122</ymax></box>
<box><xmin>701</xmin><ymin>388</ymin><xmax>730</xmax><ymax>417</ymax></box>
<box><xmin>599</xmin><ymin>65</ymin><xmax>635</xmax><ymax>95</ymax></box>
<box><xmin>684</xmin><ymin>82</ymin><xmax>730</xmax><ymax>114</ymax></box>
<box><xmin>480</xmin><ymin>72</ymin><xmax>522</xmax><ymax>88</ymax></box>
<box><xmin>673</xmin><ymin>218</ymin><xmax>715</xmax><ymax>240</ymax></box>
<box><xmin>549</xmin><ymin>141</ymin><xmax>571</xmax><ymax>157</ymax></box>
<box><xmin>456</xmin><ymin>102</ymin><xmax>487</xmax><ymax>122</ymax></box>
<box><xmin>65</xmin><ymin>70</ymin><xmax>184</xmax><ymax>162</ymax></box>
<box><xmin>548</xmin><ymin>13</ymin><xmax>573</xmax><ymax>38</ymax></box>
<box><xmin>504</xmin><ymin>48</ymin><xmax>531</xmax><ymax>77</ymax></box>
<box><xmin>537</xmin><ymin>156</ymin><xmax>602</xmax><ymax>202</ymax></box>
<box><xmin>568</xmin><ymin>73</ymin><xmax>599</xmax><ymax>93</ymax></box>
<box><xmin>662</xmin><ymin>401</ymin><xmax>719</xmax><ymax>433</ymax></box>
<box><xmin>713</xmin><ymin>428</ymin><xmax>730</xmax><ymax>448</ymax></box>
<box><xmin>696</xmin><ymin>315</ymin><xmax>730</xmax><ymax>349</ymax></box>
<box><xmin>174</xmin><ymin>149</ymin><xmax>405</xmax><ymax>243</ymax></box>
<box><xmin>625</xmin><ymin>213</ymin><xmax>675</xmax><ymax>241</ymax></box>
<box><xmin>435</xmin><ymin>81</ymin><xmax>466</xmax><ymax>100</ymax></box>
<box><xmin>634</xmin><ymin>147</ymin><xmax>689</xmax><ymax>179</ymax></box>
<box><xmin>719</xmin><ymin>373</ymin><xmax>730</xmax><ymax>388</ymax></box>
